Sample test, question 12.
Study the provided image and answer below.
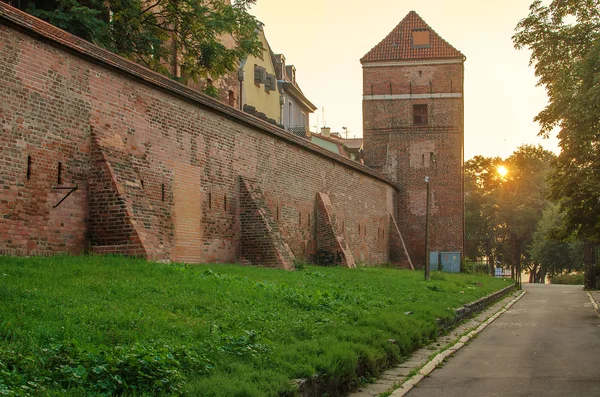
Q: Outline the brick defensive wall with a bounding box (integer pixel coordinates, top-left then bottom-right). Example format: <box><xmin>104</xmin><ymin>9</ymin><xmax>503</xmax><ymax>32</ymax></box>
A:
<box><xmin>0</xmin><ymin>3</ymin><xmax>408</xmax><ymax>267</ymax></box>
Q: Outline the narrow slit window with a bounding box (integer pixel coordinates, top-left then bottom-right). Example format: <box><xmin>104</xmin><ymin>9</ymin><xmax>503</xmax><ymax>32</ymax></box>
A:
<box><xmin>422</xmin><ymin>154</ymin><xmax>425</xmax><ymax>166</ymax></box>
<box><xmin>430</xmin><ymin>152</ymin><xmax>435</xmax><ymax>166</ymax></box>
<box><xmin>276</xmin><ymin>206</ymin><xmax>279</xmax><ymax>221</ymax></box>
<box><xmin>224</xmin><ymin>195</ymin><xmax>227</xmax><ymax>211</ymax></box>
<box><xmin>57</xmin><ymin>162</ymin><xmax>62</xmax><ymax>185</ymax></box>
<box><xmin>27</xmin><ymin>156</ymin><xmax>31</xmax><ymax>180</ymax></box>
<box><xmin>140</xmin><ymin>180</ymin><xmax>144</xmax><ymax>188</ymax></box>
<box><xmin>307</xmin><ymin>213</ymin><xmax>311</xmax><ymax>226</ymax></box>
<box><xmin>299</xmin><ymin>212</ymin><xmax>302</xmax><ymax>226</ymax></box>
<box><xmin>208</xmin><ymin>192</ymin><xmax>212</xmax><ymax>209</ymax></box>
<box><xmin>161</xmin><ymin>184</ymin><xmax>165</xmax><ymax>202</ymax></box>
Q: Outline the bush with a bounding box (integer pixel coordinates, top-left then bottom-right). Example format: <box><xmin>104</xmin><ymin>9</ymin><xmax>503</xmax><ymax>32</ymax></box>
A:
<box><xmin>0</xmin><ymin>341</ymin><xmax>213</xmax><ymax>395</ymax></box>
<box><xmin>551</xmin><ymin>273</ymin><xmax>584</xmax><ymax>285</ymax></box>
<box><xmin>461</xmin><ymin>260</ymin><xmax>490</xmax><ymax>274</ymax></box>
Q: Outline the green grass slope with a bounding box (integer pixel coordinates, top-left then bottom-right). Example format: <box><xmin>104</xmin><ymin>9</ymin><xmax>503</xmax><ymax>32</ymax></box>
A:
<box><xmin>0</xmin><ymin>256</ymin><xmax>511</xmax><ymax>396</ymax></box>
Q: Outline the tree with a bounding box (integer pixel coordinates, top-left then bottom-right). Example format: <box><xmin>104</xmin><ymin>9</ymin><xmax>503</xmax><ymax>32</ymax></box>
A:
<box><xmin>495</xmin><ymin>145</ymin><xmax>555</xmax><ymax>284</ymax></box>
<box><xmin>513</xmin><ymin>0</ymin><xmax>600</xmax><ymax>242</ymax></box>
<box><xmin>26</xmin><ymin>0</ymin><xmax>263</xmax><ymax>92</ymax></box>
<box><xmin>464</xmin><ymin>155</ymin><xmax>503</xmax><ymax>273</ymax></box>
<box><xmin>464</xmin><ymin>146</ymin><xmax>555</xmax><ymax>282</ymax></box>
<box><xmin>529</xmin><ymin>203</ymin><xmax>583</xmax><ymax>282</ymax></box>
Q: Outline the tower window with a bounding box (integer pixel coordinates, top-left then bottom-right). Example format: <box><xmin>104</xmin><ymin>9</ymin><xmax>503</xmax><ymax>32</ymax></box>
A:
<box><xmin>413</xmin><ymin>104</ymin><xmax>428</xmax><ymax>125</ymax></box>
<box><xmin>412</xmin><ymin>29</ymin><xmax>431</xmax><ymax>48</ymax></box>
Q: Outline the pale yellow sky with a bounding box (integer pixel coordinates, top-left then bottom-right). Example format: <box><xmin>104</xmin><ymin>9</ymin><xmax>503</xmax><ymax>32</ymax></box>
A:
<box><xmin>250</xmin><ymin>0</ymin><xmax>560</xmax><ymax>160</ymax></box>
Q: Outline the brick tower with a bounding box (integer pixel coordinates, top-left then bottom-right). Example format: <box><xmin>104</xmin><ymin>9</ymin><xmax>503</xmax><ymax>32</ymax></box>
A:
<box><xmin>361</xmin><ymin>11</ymin><xmax>465</xmax><ymax>267</ymax></box>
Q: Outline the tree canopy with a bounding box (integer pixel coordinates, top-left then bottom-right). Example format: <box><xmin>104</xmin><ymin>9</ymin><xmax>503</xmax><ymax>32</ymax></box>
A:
<box><xmin>513</xmin><ymin>0</ymin><xmax>600</xmax><ymax>242</ymax></box>
<box><xmin>464</xmin><ymin>155</ymin><xmax>503</xmax><ymax>261</ymax></box>
<box><xmin>26</xmin><ymin>0</ymin><xmax>263</xmax><ymax>90</ymax></box>
<box><xmin>528</xmin><ymin>203</ymin><xmax>583</xmax><ymax>282</ymax></box>
<box><xmin>465</xmin><ymin>146</ymin><xmax>558</xmax><ymax>278</ymax></box>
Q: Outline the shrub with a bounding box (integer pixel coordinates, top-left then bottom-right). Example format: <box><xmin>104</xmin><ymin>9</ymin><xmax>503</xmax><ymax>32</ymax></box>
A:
<box><xmin>551</xmin><ymin>273</ymin><xmax>584</xmax><ymax>285</ymax></box>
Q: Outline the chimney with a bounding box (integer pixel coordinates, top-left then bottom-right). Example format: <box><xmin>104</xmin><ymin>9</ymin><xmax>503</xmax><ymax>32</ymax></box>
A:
<box><xmin>321</xmin><ymin>127</ymin><xmax>331</xmax><ymax>137</ymax></box>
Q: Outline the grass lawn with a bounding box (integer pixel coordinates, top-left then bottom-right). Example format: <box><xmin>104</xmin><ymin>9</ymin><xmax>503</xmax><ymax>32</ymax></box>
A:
<box><xmin>0</xmin><ymin>256</ymin><xmax>511</xmax><ymax>396</ymax></box>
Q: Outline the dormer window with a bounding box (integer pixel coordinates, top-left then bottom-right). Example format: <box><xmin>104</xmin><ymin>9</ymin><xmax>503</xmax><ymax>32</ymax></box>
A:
<box><xmin>411</xmin><ymin>29</ymin><xmax>431</xmax><ymax>49</ymax></box>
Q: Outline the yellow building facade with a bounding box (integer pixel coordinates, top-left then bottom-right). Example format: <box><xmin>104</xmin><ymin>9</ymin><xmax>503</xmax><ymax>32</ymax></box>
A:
<box><xmin>240</xmin><ymin>29</ymin><xmax>281</xmax><ymax>123</ymax></box>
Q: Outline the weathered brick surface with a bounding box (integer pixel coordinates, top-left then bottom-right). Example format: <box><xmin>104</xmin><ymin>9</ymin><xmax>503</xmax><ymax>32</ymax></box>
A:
<box><xmin>315</xmin><ymin>192</ymin><xmax>355</xmax><ymax>267</ymax></box>
<box><xmin>88</xmin><ymin>133</ymin><xmax>166</xmax><ymax>259</ymax></box>
<box><xmin>0</xmin><ymin>5</ymin><xmax>397</xmax><ymax>265</ymax></box>
<box><xmin>239</xmin><ymin>177</ymin><xmax>295</xmax><ymax>268</ymax></box>
<box><xmin>388</xmin><ymin>213</ymin><xmax>412</xmax><ymax>268</ymax></box>
<box><xmin>363</xmin><ymin>62</ymin><xmax>465</xmax><ymax>267</ymax></box>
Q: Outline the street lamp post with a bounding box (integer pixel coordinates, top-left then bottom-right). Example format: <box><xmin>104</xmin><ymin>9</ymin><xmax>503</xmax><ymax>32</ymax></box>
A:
<box><xmin>425</xmin><ymin>176</ymin><xmax>431</xmax><ymax>281</ymax></box>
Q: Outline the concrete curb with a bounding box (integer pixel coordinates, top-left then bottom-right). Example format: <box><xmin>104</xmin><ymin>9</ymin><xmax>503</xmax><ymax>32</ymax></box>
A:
<box><xmin>436</xmin><ymin>284</ymin><xmax>516</xmax><ymax>331</ymax></box>
<box><xmin>389</xmin><ymin>289</ymin><xmax>527</xmax><ymax>397</ymax></box>
<box><xmin>585</xmin><ymin>291</ymin><xmax>600</xmax><ymax>318</ymax></box>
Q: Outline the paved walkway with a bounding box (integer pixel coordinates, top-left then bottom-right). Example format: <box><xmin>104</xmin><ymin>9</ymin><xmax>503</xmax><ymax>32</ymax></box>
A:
<box><xmin>349</xmin><ymin>289</ymin><xmax>521</xmax><ymax>397</ymax></box>
<box><xmin>407</xmin><ymin>284</ymin><xmax>600</xmax><ymax>397</ymax></box>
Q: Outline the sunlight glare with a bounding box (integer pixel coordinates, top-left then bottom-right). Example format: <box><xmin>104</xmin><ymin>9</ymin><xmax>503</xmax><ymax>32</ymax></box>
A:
<box><xmin>497</xmin><ymin>165</ymin><xmax>508</xmax><ymax>177</ymax></box>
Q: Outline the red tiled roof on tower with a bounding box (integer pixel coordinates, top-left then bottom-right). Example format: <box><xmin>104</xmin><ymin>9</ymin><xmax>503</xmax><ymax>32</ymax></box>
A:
<box><xmin>360</xmin><ymin>11</ymin><xmax>464</xmax><ymax>63</ymax></box>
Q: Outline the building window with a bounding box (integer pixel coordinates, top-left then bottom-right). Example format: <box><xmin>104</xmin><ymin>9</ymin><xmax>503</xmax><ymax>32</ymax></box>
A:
<box><xmin>228</xmin><ymin>90</ymin><xmax>235</xmax><ymax>107</ymax></box>
<box><xmin>413</xmin><ymin>104</ymin><xmax>428</xmax><ymax>125</ymax></box>
<box><xmin>412</xmin><ymin>29</ymin><xmax>431</xmax><ymax>48</ymax></box>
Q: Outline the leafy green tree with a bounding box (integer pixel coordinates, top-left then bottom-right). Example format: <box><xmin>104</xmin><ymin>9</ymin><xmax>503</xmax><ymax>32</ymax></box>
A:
<box><xmin>465</xmin><ymin>146</ymin><xmax>555</xmax><ymax>281</ymax></box>
<box><xmin>464</xmin><ymin>155</ymin><xmax>503</xmax><ymax>273</ymax></box>
<box><xmin>25</xmin><ymin>0</ymin><xmax>110</xmax><ymax>43</ymax></box>
<box><xmin>26</xmin><ymin>0</ymin><xmax>263</xmax><ymax>90</ymax></box>
<box><xmin>528</xmin><ymin>203</ymin><xmax>583</xmax><ymax>282</ymax></box>
<box><xmin>513</xmin><ymin>0</ymin><xmax>600</xmax><ymax>242</ymax></box>
<box><xmin>495</xmin><ymin>145</ymin><xmax>555</xmax><ymax>283</ymax></box>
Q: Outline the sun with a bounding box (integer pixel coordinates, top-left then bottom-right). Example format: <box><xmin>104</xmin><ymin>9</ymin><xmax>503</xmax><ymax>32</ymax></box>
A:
<box><xmin>497</xmin><ymin>165</ymin><xmax>508</xmax><ymax>177</ymax></box>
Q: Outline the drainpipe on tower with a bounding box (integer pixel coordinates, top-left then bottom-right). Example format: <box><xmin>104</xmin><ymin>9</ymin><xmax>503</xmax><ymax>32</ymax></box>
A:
<box><xmin>237</xmin><ymin>68</ymin><xmax>245</xmax><ymax>111</ymax></box>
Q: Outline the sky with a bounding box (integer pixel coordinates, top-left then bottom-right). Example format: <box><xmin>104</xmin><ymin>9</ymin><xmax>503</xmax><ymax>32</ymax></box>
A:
<box><xmin>250</xmin><ymin>0</ymin><xmax>560</xmax><ymax>160</ymax></box>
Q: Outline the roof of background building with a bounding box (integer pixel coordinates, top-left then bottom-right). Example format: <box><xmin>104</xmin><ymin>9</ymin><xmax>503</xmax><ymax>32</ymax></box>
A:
<box><xmin>271</xmin><ymin>51</ymin><xmax>317</xmax><ymax>112</ymax></box>
<box><xmin>360</xmin><ymin>11</ymin><xmax>464</xmax><ymax>63</ymax></box>
<box><xmin>338</xmin><ymin>138</ymin><xmax>363</xmax><ymax>150</ymax></box>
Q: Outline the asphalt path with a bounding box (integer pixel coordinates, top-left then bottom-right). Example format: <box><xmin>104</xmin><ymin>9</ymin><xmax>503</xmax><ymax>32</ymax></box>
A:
<box><xmin>407</xmin><ymin>284</ymin><xmax>600</xmax><ymax>397</ymax></box>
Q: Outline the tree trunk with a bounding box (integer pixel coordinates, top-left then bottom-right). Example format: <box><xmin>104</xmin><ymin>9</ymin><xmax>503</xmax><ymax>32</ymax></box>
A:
<box><xmin>513</xmin><ymin>237</ymin><xmax>522</xmax><ymax>287</ymax></box>
<box><xmin>539</xmin><ymin>267</ymin><xmax>547</xmax><ymax>284</ymax></box>
<box><xmin>486</xmin><ymin>238</ymin><xmax>494</xmax><ymax>276</ymax></box>
<box><xmin>529</xmin><ymin>264</ymin><xmax>538</xmax><ymax>283</ymax></box>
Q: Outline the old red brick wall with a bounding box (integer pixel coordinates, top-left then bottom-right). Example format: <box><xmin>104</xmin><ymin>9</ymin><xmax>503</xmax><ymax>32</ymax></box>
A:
<box><xmin>363</xmin><ymin>62</ymin><xmax>464</xmax><ymax>266</ymax></box>
<box><xmin>0</xmin><ymin>6</ymin><xmax>397</xmax><ymax>265</ymax></box>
